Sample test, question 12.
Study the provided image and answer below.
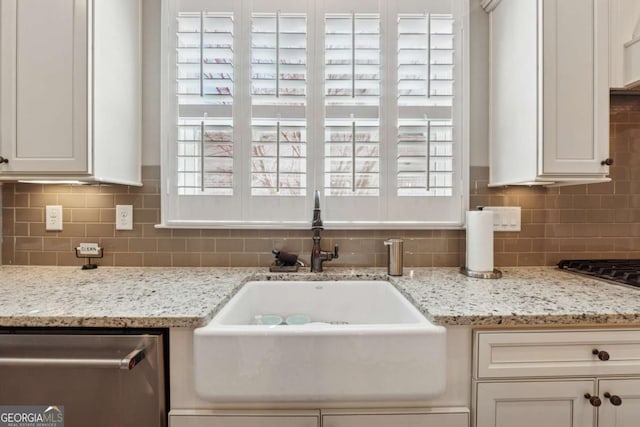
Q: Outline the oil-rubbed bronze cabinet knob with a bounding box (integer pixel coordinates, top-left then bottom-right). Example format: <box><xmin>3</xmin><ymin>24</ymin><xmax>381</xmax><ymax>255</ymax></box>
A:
<box><xmin>592</xmin><ymin>348</ymin><xmax>610</xmax><ymax>361</ymax></box>
<box><xmin>601</xmin><ymin>158</ymin><xmax>614</xmax><ymax>166</ymax></box>
<box><xmin>604</xmin><ymin>392</ymin><xmax>622</xmax><ymax>406</ymax></box>
<box><xmin>584</xmin><ymin>393</ymin><xmax>602</xmax><ymax>407</ymax></box>
<box><xmin>0</xmin><ymin>156</ymin><xmax>8</xmax><ymax>164</ymax></box>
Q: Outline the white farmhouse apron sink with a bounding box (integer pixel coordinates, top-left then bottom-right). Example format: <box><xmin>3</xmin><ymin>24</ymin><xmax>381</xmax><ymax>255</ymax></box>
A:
<box><xmin>194</xmin><ymin>280</ymin><xmax>446</xmax><ymax>402</ymax></box>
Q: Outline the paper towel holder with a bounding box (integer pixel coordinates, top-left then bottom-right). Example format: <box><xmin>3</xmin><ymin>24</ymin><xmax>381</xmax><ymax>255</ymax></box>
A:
<box><xmin>459</xmin><ymin>267</ymin><xmax>502</xmax><ymax>279</ymax></box>
<box><xmin>461</xmin><ymin>206</ymin><xmax>502</xmax><ymax>279</ymax></box>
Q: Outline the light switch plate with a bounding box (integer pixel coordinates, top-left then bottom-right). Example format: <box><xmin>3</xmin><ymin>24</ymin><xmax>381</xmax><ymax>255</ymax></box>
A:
<box><xmin>116</xmin><ymin>205</ymin><xmax>133</xmax><ymax>230</ymax></box>
<box><xmin>483</xmin><ymin>206</ymin><xmax>521</xmax><ymax>232</ymax></box>
<box><xmin>45</xmin><ymin>205</ymin><xmax>63</xmax><ymax>231</ymax></box>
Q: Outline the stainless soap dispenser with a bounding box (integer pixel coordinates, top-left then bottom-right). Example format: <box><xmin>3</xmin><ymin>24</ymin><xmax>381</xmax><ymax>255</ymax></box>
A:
<box><xmin>384</xmin><ymin>238</ymin><xmax>403</xmax><ymax>276</ymax></box>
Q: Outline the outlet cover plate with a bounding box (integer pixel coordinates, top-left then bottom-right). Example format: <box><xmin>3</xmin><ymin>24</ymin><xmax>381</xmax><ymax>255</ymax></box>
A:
<box><xmin>45</xmin><ymin>205</ymin><xmax>63</xmax><ymax>231</ymax></box>
<box><xmin>116</xmin><ymin>205</ymin><xmax>133</xmax><ymax>230</ymax></box>
<box><xmin>483</xmin><ymin>206</ymin><xmax>521</xmax><ymax>232</ymax></box>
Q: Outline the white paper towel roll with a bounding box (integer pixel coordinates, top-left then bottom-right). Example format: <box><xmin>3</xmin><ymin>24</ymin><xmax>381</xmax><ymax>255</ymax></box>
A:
<box><xmin>466</xmin><ymin>210</ymin><xmax>494</xmax><ymax>272</ymax></box>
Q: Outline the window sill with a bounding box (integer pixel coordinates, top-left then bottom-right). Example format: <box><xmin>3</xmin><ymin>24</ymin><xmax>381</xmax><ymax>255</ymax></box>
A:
<box><xmin>155</xmin><ymin>220</ymin><xmax>465</xmax><ymax>230</ymax></box>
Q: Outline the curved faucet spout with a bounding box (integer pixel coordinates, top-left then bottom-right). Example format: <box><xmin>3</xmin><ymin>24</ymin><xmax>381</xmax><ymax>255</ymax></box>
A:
<box><xmin>310</xmin><ymin>190</ymin><xmax>338</xmax><ymax>272</ymax></box>
<box><xmin>312</xmin><ymin>190</ymin><xmax>323</xmax><ymax>230</ymax></box>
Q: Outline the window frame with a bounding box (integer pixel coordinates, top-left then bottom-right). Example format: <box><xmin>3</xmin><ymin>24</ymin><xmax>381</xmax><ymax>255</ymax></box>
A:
<box><xmin>160</xmin><ymin>0</ymin><xmax>469</xmax><ymax>229</ymax></box>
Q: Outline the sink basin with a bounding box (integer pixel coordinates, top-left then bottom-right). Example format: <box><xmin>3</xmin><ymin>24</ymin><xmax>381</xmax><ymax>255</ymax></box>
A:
<box><xmin>194</xmin><ymin>280</ymin><xmax>446</xmax><ymax>402</ymax></box>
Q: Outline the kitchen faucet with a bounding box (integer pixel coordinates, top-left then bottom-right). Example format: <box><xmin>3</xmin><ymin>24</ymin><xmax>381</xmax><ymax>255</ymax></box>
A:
<box><xmin>310</xmin><ymin>190</ymin><xmax>339</xmax><ymax>272</ymax></box>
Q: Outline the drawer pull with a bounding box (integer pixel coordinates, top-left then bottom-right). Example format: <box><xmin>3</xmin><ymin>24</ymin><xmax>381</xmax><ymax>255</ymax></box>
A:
<box><xmin>584</xmin><ymin>393</ymin><xmax>602</xmax><ymax>407</ymax></box>
<box><xmin>604</xmin><ymin>392</ymin><xmax>622</xmax><ymax>406</ymax></box>
<box><xmin>592</xmin><ymin>349</ymin><xmax>610</xmax><ymax>361</ymax></box>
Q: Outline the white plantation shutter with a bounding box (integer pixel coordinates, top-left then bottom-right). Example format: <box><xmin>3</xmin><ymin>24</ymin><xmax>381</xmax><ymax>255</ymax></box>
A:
<box><xmin>324</xmin><ymin>12</ymin><xmax>381</xmax><ymax>198</ymax></box>
<box><xmin>320</xmin><ymin>3</ymin><xmax>385</xmax><ymax>224</ymax></box>
<box><xmin>324</xmin><ymin>13</ymin><xmax>381</xmax><ymax>105</ymax></box>
<box><xmin>250</xmin><ymin>12</ymin><xmax>308</xmax><ymax>197</ymax></box>
<box><xmin>383</xmin><ymin>0</ymin><xmax>466</xmax><ymax>226</ymax></box>
<box><xmin>397</xmin><ymin>119</ymin><xmax>454</xmax><ymax>196</ymax></box>
<box><xmin>176</xmin><ymin>117</ymin><xmax>233</xmax><ymax>195</ymax></box>
<box><xmin>175</xmin><ymin>11</ymin><xmax>234</xmax><ymax>196</ymax></box>
<box><xmin>161</xmin><ymin>0</ymin><xmax>468</xmax><ymax>228</ymax></box>
<box><xmin>251</xmin><ymin>119</ymin><xmax>307</xmax><ymax>196</ymax></box>
<box><xmin>324</xmin><ymin>119</ymin><xmax>380</xmax><ymax>196</ymax></box>
<box><xmin>397</xmin><ymin>13</ymin><xmax>455</xmax><ymax>197</ymax></box>
<box><xmin>251</xmin><ymin>13</ymin><xmax>308</xmax><ymax>107</ymax></box>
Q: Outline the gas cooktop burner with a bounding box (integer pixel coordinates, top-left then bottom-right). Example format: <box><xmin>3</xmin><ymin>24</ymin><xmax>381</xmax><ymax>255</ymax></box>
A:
<box><xmin>558</xmin><ymin>259</ymin><xmax>640</xmax><ymax>288</ymax></box>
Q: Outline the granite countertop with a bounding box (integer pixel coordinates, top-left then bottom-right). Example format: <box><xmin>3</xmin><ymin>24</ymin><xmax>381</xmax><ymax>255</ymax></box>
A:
<box><xmin>1</xmin><ymin>266</ymin><xmax>640</xmax><ymax>328</ymax></box>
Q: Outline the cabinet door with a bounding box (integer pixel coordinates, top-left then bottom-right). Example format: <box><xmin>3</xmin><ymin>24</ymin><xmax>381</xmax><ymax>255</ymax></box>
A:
<box><xmin>0</xmin><ymin>0</ymin><xmax>88</xmax><ymax>173</ymax></box>
<box><xmin>476</xmin><ymin>380</ymin><xmax>595</xmax><ymax>427</ymax></box>
<box><xmin>598</xmin><ymin>378</ymin><xmax>640</xmax><ymax>427</ymax></box>
<box><xmin>541</xmin><ymin>0</ymin><xmax>609</xmax><ymax>176</ymax></box>
<box><xmin>322</xmin><ymin>412</ymin><xmax>468</xmax><ymax>427</ymax></box>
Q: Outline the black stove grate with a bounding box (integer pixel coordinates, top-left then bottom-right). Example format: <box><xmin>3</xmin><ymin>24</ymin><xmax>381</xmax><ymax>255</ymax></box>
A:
<box><xmin>558</xmin><ymin>259</ymin><xmax>640</xmax><ymax>288</ymax></box>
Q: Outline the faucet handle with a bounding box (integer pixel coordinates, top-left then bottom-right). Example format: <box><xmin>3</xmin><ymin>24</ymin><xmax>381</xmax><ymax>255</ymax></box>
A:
<box><xmin>333</xmin><ymin>244</ymin><xmax>339</xmax><ymax>259</ymax></box>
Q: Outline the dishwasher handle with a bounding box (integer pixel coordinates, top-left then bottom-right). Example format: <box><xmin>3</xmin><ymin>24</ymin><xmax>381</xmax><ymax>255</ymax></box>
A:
<box><xmin>0</xmin><ymin>346</ymin><xmax>147</xmax><ymax>370</ymax></box>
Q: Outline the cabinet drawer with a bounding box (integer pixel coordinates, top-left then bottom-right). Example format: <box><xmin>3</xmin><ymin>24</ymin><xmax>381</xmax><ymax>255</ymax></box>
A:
<box><xmin>475</xmin><ymin>329</ymin><xmax>640</xmax><ymax>379</ymax></box>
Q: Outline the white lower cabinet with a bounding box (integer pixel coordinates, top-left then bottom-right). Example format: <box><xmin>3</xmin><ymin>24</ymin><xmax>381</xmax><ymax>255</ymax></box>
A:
<box><xmin>168</xmin><ymin>327</ymin><xmax>472</xmax><ymax>427</ymax></box>
<box><xmin>474</xmin><ymin>329</ymin><xmax>640</xmax><ymax>427</ymax></box>
<box><xmin>598</xmin><ymin>379</ymin><xmax>640</xmax><ymax>427</ymax></box>
<box><xmin>475</xmin><ymin>380</ymin><xmax>595</xmax><ymax>427</ymax></box>
<box><xmin>322</xmin><ymin>408</ymin><xmax>469</xmax><ymax>427</ymax></box>
<box><xmin>476</xmin><ymin>379</ymin><xmax>640</xmax><ymax>427</ymax></box>
<box><xmin>169</xmin><ymin>408</ymin><xmax>470</xmax><ymax>427</ymax></box>
<box><xmin>169</xmin><ymin>410</ymin><xmax>319</xmax><ymax>427</ymax></box>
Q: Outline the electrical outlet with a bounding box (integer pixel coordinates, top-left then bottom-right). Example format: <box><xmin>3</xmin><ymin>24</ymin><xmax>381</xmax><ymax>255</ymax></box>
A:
<box><xmin>483</xmin><ymin>206</ymin><xmax>521</xmax><ymax>232</ymax></box>
<box><xmin>45</xmin><ymin>205</ymin><xmax>63</xmax><ymax>231</ymax></box>
<box><xmin>116</xmin><ymin>205</ymin><xmax>133</xmax><ymax>230</ymax></box>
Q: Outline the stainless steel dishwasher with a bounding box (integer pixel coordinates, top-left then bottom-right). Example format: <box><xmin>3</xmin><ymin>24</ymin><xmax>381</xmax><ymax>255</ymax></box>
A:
<box><xmin>0</xmin><ymin>330</ymin><xmax>166</xmax><ymax>427</ymax></box>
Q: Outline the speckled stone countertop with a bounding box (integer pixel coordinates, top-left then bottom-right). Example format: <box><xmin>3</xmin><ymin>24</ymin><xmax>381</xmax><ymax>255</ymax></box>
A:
<box><xmin>1</xmin><ymin>266</ymin><xmax>640</xmax><ymax>328</ymax></box>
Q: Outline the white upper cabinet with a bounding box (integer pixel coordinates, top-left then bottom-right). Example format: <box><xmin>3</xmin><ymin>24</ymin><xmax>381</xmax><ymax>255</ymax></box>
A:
<box><xmin>484</xmin><ymin>0</ymin><xmax>610</xmax><ymax>187</ymax></box>
<box><xmin>1</xmin><ymin>0</ymin><xmax>88</xmax><ymax>173</ymax></box>
<box><xmin>609</xmin><ymin>0</ymin><xmax>640</xmax><ymax>88</ymax></box>
<box><xmin>0</xmin><ymin>0</ymin><xmax>141</xmax><ymax>185</ymax></box>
